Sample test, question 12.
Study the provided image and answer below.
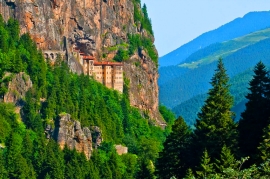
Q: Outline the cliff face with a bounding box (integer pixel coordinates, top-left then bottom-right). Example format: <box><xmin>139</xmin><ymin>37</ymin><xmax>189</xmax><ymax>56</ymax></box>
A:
<box><xmin>124</xmin><ymin>50</ymin><xmax>164</xmax><ymax>125</ymax></box>
<box><xmin>0</xmin><ymin>0</ymin><xmax>164</xmax><ymax>125</ymax></box>
<box><xmin>1</xmin><ymin>0</ymin><xmax>135</xmax><ymax>56</ymax></box>
<box><xmin>3</xmin><ymin>72</ymin><xmax>32</xmax><ymax>105</ymax></box>
<box><xmin>52</xmin><ymin>113</ymin><xmax>103</xmax><ymax>159</ymax></box>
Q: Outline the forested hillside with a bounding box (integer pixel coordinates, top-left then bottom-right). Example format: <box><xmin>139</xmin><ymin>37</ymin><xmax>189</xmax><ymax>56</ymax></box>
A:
<box><xmin>160</xmin><ymin>36</ymin><xmax>270</xmax><ymax>109</ymax></box>
<box><xmin>0</xmin><ymin>16</ymin><xmax>175</xmax><ymax>178</ymax></box>
<box><xmin>179</xmin><ymin>28</ymin><xmax>270</xmax><ymax>69</ymax></box>
<box><xmin>156</xmin><ymin>60</ymin><xmax>270</xmax><ymax>178</ymax></box>
<box><xmin>172</xmin><ymin>68</ymin><xmax>255</xmax><ymax>126</ymax></box>
<box><xmin>159</xmin><ymin>11</ymin><xmax>270</xmax><ymax>67</ymax></box>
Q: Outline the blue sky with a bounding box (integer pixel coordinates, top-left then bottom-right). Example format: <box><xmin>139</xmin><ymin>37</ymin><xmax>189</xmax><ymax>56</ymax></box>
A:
<box><xmin>141</xmin><ymin>0</ymin><xmax>270</xmax><ymax>57</ymax></box>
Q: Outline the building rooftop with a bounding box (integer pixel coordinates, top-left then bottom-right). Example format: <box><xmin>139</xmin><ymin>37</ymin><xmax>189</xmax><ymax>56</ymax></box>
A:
<box><xmin>94</xmin><ymin>61</ymin><xmax>123</xmax><ymax>66</ymax></box>
<box><xmin>83</xmin><ymin>55</ymin><xmax>95</xmax><ymax>60</ymax></box>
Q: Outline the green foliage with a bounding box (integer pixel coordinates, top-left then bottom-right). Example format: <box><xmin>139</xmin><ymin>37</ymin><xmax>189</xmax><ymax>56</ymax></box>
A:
<box><xmin>137</xmin><ymin>159</ymin><xmax>155</xmax><ymax>179</ymax></box>
<box><xmin>156</xmin><ymin>116</ymin><xmax>191</xmax><ymax>179</ymax></box>
<box><xmin>219</xmin><ymin>157</ymin><xmax>257</xmax><ymax>178</ymax></box>
<box><xmin>133</xmin><ymin>1</ymin><xmax>153</xmax><ymax>35</ymax></box>
<box><xmin>184</xmin><ymin>168</ymin><xmax>195</xmax><ymax>179</ymax></box>
<box><xmin>238</xmin><ymin>61</ymin><xmax>270</xmax><ymax>165</ymax></box>
<box><xmin>129</xmin><ymin>2</ymin><xmax>157</xmax><ymax>66</ymax></box>
<box><xmin>196</xmin><ymin>149</ymin><xmax>214</xmax><ymax>178</ymax></box>
<box><xmin>128</xmin><ymin>33</ymin><xmax>141</xmax><ymax>55</ymax></box>
<box><xmin>128</xmin><ymin>34</ymin><xmax>158</xmax><ymax>66</ymax></box>
<box><xmin>159</xmin><ymin>105</ymin><xmax>175</xmax><ymax>134</ymax></box>
<box><xmin>215</xmin><ymin>145</ymin><xmax>237</xmax><ymax>173</ymax></box>
<box><xmin>157</xmin><ymin>61</ymin><xmax>270</xmax><ymax>178</ymax></box>
<box><xmin>114</xmin><ymin>47</ymin><xmax>129</xmax><ymax>62</ymax></box>
<box><xmin>0</xmin><ymin>103</ymin><xmax>14</xmax><ymax>143</ymax></box>
<box><xmin>0</xmin><ymin>17</ymin><xmax>165</xmax><ymax>178</ymax></box>
<box><xmin>193</xmin><ymin>58</ymin><xmax>237</xmax><ymax>163</ymax></box>
<box><xmin>172</xmin><ymin>68</ymin><xmax>254</xmax><ymax>126</ymax></box>
<box><xmin>258</xmin><ymin>124</ymin><xmax>270</xmax><ymax>163</ymax></box>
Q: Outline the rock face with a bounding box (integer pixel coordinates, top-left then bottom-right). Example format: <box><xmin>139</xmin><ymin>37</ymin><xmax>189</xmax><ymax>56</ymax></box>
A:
<box><xmin>3</xmin><ymin>72</ymin><xmax>32</xmax><ymax>105</ymax></box>
<box><xmin>0</xmin><ymin>0</ymin><xmax>164</xmax><ymax>126</ymax></box>
<box><xmin>0</xmin><ymin>0</ymin><xmax>135</xmax><ymax>55</ymax></box>
<box><xmin>55</xmin><ymin>113</ymin><xmax>102</xmax><ymax>159</ymax></box>
<box><xmin>90</xmin><ymin>126</ymin><xmax>103</xmax><ymax>149</ymax></box>
<box><xmin>124</xmin><ymin>52</ymin><xmax>165</xmax><ymax>126</ymax></box>
<box><xmin>115</xmin><ymin>144</ymin><xmax>128</xmax><ymax>155</ymax></box>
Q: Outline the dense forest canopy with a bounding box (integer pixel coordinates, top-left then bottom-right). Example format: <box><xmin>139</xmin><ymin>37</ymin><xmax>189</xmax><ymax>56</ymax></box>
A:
<box><xmin>156</xmin><ymin>59</ymin><xmax>270</xmax><ymax>179</ymax></box>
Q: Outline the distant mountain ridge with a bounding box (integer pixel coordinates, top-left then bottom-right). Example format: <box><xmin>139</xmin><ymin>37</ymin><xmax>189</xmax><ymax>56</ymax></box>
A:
<box><xmin>172</xmin><ymin>68</ymin><xmax>255</xmax><ymax>126</ymax></box>
<box><xmin>160</xmin><ymin>37</ymin><xmax>270</xmax><ymax>109</ymax></box>
<box><xmin>159</xmin><ymin>11</ymin><xmax>270</xmax><ymax>67</ymax></box>
<box><xmin>179</xmin><ymin>28</ymin><xmax>270</xmax><ymax>69</ymax></box>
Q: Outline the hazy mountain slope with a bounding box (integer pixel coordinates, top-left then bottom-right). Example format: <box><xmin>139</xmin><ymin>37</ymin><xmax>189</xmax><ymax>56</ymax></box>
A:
<box><xmin>159</xmin><ymin>11</ymin><xmax>270</xmax><ymax>67</ymax></box>
<box><xmin>180</xmin><ymin>28</ymin><xmax>270</xmax><ymax>69</ymax></box>
<box><xmin>172</xmin><ymin>68</ymin><xmax>255</xmax><ymax>126</ymax></box>
<box><xmin>160</xmin><ymin>37</ymin><xmax>270</xmax><ymax>109</ymax></box>
<box><xmin>159</xmin><ymin>27</ymin><xmax>270</xmax><ymax>86</ymax></box>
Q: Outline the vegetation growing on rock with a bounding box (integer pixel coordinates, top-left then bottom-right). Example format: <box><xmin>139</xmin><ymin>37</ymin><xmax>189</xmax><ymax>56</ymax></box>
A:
<box><xmin>0</xmin><ymin>16</ymin><xmax>174</xmax><ymax>178</ymax></box>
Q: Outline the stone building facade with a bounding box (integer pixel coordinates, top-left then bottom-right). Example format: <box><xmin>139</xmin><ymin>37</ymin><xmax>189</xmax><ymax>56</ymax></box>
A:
<box><xmin>43</xmin><ymin>46</ymin><xmax>123</xmax><ymax>93</ymax></box>
<box><xmin>72</xmin><ymin>49</ymin><xmax>123</xmax><ymax>93</ymax></box>
<box><xmin>83</xmin><ymin>57</ymin><xmax>123</xmax><ymax>93</ymax></box>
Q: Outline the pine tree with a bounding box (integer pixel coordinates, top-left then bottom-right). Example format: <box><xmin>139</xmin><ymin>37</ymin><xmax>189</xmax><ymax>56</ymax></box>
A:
<box><xmin>258</xmin><ymin>124</ymin><xmax>270</xmax><ymax>163</ymax></box>
<box><xmin>137</xmin><ymin>159</ymin><xmax>155</xmax><ymax>179</ymax></box>
<box><xmin>238</xmin><ymin>61</ymin><xmax>270</xmax><ymax>165</ymax></box>
<box><xmin>155</xmin><ymin>116</ymin><xmax>191</xmax><ymax>179</ymax></box>
<box><xmin>42</xmin><ymin>140</ymin><xmax>64</xmax><ymax>179</ymax></box>
<box><xmin>215</xmin><ymin>145</ymin><xmax>237</xmax><ymax>173</ymax></box>
<box><xmin>193</xmin><ymin>58</ymin><xmax>237</xmax><ymax>164</ymax></box>
<box><xmin>184</xmin><ymin>168</ymin><xmax>195</xmax><ymax>179</ymax></box>
<box><xmin>0</xmin><ymin>151</ymin><xmax>8</xmax><ymax>179</ymax></box>
<box><xmin>196</xmin><ymin>149</ymin><xmax>213</xmax><ymax>178</ymax></box>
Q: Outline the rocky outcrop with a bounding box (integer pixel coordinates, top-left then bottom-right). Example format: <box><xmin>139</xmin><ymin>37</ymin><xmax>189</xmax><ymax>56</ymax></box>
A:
<box><xmin>124</xmin><ymin>52</ymin><xmax>165</xmax><ymax>126</ymax></box>
<box><xmin>0</xmin><ymin>0</ymin><xmax>135</xmax><ymax>57</ymax></box>
<box><xmin>3</xmin><ymin>72</ymin><xmax>32</xmax><ymax>105</ymax></box>
<box><xmin>45</xmin><ymin>124</ymin><xmax>54</xmax><ymax>139</ymax></box>
<box><xmin>90</xmin><ymin>126</ymin><xmax>102</xmax><ymax>149</ymax></box>
<box><xmin>54</xmin><ymin>113</ymin><xmax>102</xmax><ymax>159</ymax></box>
<box><xmin>115</xmin><ymin>144</ymin><xmax>128</xmax><ymax>155</ymax></box>
<box><xmin>0</xmin><ymin>0</ymin><xmax>164</xmax><ymax>126</ymax></box>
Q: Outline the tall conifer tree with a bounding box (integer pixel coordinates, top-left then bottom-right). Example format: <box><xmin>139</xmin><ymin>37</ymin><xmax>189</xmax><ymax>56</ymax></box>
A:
<box><xmin>215</xmin><ymin>145</ymin><xmax>237</xmax><ymax>173</ymax></box>
<box><xmin>238</xmin><ymin>61</ymin><xmax>270</xmax><ymax>165</ymax></box>
<box><xmin>193</xmin><ymin>58</ymin><xmax>237</xmax><ymax>164</ymax></box>
<box><xmin>196</xmin><ymin>149</ymin><xmax>213</xmax><ymax>178</ymax></box>
<box><xmin>156</xmin><ymin>116</ymin><xmax>191</xmax><ymax>179</ymax></box>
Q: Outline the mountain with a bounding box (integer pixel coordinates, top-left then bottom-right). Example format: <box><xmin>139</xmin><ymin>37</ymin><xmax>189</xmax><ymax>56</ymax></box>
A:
<box><xmin>0</xmin><ymin>0</ymin><xmax>173</xmax><ymax>178</ymax></box>
<box><xmin>172</xmin><ymin>68</ymin><xmax>254</xmax><ymax>126</ymax></box>
<box><xmin>159</xmin><ymin>28</ymin><xmax>270</xmax><ymax>109</ymax></box>
<box><xmin>179</xmin><ymin>28</ymin><xmax>270</xmax><ymax>69</ymax></box>
<box><xmin>159</xmin><ymin>11</ymin><xmax>270</xmax><ymax>67</ymax></box>
<box><xmin>0</xmin><ymin>0</ymin><xmax>164</xmax><ymax>124</ymax></box>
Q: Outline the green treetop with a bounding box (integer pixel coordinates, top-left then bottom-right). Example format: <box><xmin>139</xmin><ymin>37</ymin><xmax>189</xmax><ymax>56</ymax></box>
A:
<box><xmin>196</xmin><ymin>149</ymin><xmax>214</xmax><ymax>179</ymax></box>
<box><xmin>155</xmin><ymin>116</ymin><xmax>191</xmax><ymax>179</ymax></box>
<box><xmin>193</xmin><ymin>58</ymin><xmax>237</xmax><ymax>164</ymax></box>
<box><xmin>238</xmin><ymin>61</ymin><xmax>270</xmax><ymax>165</ymax></box>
